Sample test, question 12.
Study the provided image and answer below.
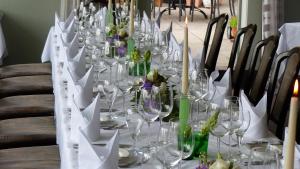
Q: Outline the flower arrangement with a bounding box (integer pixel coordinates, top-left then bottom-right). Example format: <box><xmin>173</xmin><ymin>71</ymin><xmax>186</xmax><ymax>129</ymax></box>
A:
<box><xmin>196</xmin><ymin>153</ymin><xmax>239</xmax><ymax>169</ymax></box>
<box><xmin>130</xmin><ymin>69</ymin><xmax>179</xmax><ymax>118</ymax></box>
<box><xmin>184</xmin><ymin>111</ymin><xmax>219</xmax><ymax>159</ymax></box>
<box><xmin>128</xmin><ymin>48</ymin><xmax>151</xmax><ymax>76</ymax></box>
<box><xmin>105</xmin><ymin>21</ymin><xmax>129</xmax><ymax>57</ymax></box>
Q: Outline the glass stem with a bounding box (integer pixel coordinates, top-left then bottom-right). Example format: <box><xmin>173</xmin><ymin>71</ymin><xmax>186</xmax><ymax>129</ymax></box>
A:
<box><xmin>109</xmin><ymin>66</ymin><xmax>112</xmax><ymax>84</ymax></box>
<box><xmin>217</xmin><ymin>137</ymin><xmax>221</xmax><ymax>153</ymax></box>
<box><xmin>237</xmin><ymin>134</ymin><xmax>241</xmax><ymax>149</ymax></box>
<box><xmin>122</xmin><ymin>93</ymin><xmax>126</xmax><ymax>118</ymax></box>
<box><xmin>148</xmin><ymin>122</ymin><xmax>151</xmax><ymax>147</ymax></box>
<box><xmin>228</xmin><ymin>134</ymin><xmax>232</xmax><ymax>157</ymax></box>
<box><xmin>157</xmin><ymin>116</ymin><xmax>163</xmax><ymax>143</ymax></box>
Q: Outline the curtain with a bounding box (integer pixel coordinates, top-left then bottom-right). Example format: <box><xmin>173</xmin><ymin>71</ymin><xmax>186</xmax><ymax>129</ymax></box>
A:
<box><xmin>262</xmin><ymin>0</ymin><xmax>284</xmax><ymax>38</ymax></box>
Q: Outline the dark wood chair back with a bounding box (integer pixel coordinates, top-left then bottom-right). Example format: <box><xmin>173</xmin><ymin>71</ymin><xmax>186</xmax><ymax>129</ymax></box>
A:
<box><xmin>246</xmin><ymin>35</ymin><xmax>279</xmax><ymax>104</ymax></box>
<box><xmin>228</xmin><ymin>24</ymin><xmax>257</xmax><ymax>96</ymax></box>
<box><xmin>267</xmin><ymin>47</ymin><xmax>300</xmax><ymax>139</ymax></box>
<box><xmin>199</xmin><ymin>14</ymin><xmax>229</xmax><ymax>75</ymax></box>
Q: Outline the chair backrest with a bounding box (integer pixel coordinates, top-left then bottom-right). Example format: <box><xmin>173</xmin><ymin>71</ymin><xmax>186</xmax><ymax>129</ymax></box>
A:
<box><xmin>246</xmin><ymin>35</ymin><xmax>279</xmax><ymax>104</ymax></box>
<box><xmin>268</xmin><ymin>47</ymin><xmax>300</xmax><ymax>139</ymax></box>
<box><xmin>199</xmin><ymin>14</ymin><xmax>229</xmax><ymax>75</ymax></box>
<box><xmin>228</xmin><ymin>24</ymin><xmax>257</xmax><ymax>96</ymax></box>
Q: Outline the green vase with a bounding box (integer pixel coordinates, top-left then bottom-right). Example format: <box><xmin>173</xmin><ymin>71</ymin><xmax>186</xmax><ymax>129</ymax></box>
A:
<box><xmin>192</xmin><ymin>132</ymin><xmax>209</xmax><ymax>159</ymax></box>
<box><xmin>128</xmin><ymin>61</ymin><xmax>150</xmax><ymax>76</ymax></box>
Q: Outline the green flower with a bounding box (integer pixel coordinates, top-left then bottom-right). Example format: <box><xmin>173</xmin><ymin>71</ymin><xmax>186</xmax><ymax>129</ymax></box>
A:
<box><xmin>130</xmin><ymin>48</ymin><xmax>141</xmax><ymax>63</ymax></box>
<box><xmin>200</xmin><ymin>111</ymin><xmax>219</xmax><ymax>136</ymax></box>
<box><xmin>144</xmin><ymin>50</ymin><xmax>151</xmax><ymax>62</ymax></box>
<box><xmin>107</xmin><ymin>24</ymin><xmax>117</xmax><ymax>37</ymax></box>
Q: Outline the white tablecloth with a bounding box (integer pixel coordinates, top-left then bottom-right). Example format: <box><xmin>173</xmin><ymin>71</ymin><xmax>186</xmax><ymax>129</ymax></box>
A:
<box><xmin>42</xmin><ymin>24</ymin><xmax>275</xmax><ymax>169</ymax></box>
<box><xmin>0</xmin><ymin>12</ymin><xmax>7</xmax><ymax>65</ymax></box>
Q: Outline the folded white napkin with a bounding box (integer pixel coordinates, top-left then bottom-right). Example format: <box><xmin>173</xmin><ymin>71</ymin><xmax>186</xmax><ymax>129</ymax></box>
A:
<box><xmin>54</xmin><ymin>11</ymin><xmax>75</xmax><ymax>35</ymax></box>
<box><xmin>79</xmin><ymin>128</ymin><xmax>119</xmax><ymax>169</ymax></box>
<box><xmin>62</xmin><ymin>33</ymin><xmax>80</xmax><ymax>55</ymax></box>
<box><xmin>282</xmin><ymin>127</ymin><xmax>300</xmax><ymax>169</ymax></box>
<box><xmin>41</xmin><ymin>27</ymin><xmax>55</xmax><ymax>63</ymax></box>
<box><xmin>209</xmin><ymin>69</ymin><xmax>232</xmax><ymax>106</ymax></box>
<box><xmin>189</xmin><ymin>48</ymin><xmax>204</xmax><ymax>76</ymax></box>
<box><xmin>81</xmin><ymin>93</ymin><xmax>102</xmax><ymax>142</ymax></box>
<box><xmin>73</xmin><ymin>66</ymin><xmax>94</xmax><ymax>109</ymax></box>
<box><xmin>66</xmin><ymin>46</ymin><xmax>86</xmax><ymax>80</ymax></box>
<box><xmin>70</xmin><ymin>96</ymin><xmax>86</xmax><ymax>144</ymax></box>
<box><xmin>240</xmin><ymin>90</ymin><xmax>269</xmax><ymax>142</ymax></box>
<box><xmin>169</xmin><ymin>33</ymin><xmax>183</xmax><ymax>61</ymax></box>
<box><xmin>61</xmin><ymin>19</ymin><xmax>76</xmax><ymax>43</ymax></box>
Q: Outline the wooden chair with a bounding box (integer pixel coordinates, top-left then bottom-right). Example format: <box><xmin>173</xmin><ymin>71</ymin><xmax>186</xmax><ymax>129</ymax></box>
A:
<box><xmin>199</xmin><ymin>13</ymin><xmax>229</xmax><ymax>75</ymax></box>
<box><xmin>0</xmin><ymin>116</ymin><xmax>56</xmax><ymax>149</ymax></box>
<box><xmin>245</xmin><ymin>35</ymin><xmax>279</xmax><ymax>104</ymax></box>
<box><xmin>0</xmin><ymin>94</ymin><xmax>54</xmax><ymax>120</ymax></box>
<box><xmin>0</xmin><ymin>145</ymin><xmax>59</xmax><ymax>169</ymax></box>
<box><xmin>0</xmin><ymin>75</ymin><xmax>53</xmax><ymax>98</ymax></box>
<box><xmin>0</xmin><ymin>63</ymin><xmax>51</xmax><ymax>79</ymax></box>
<box><xmin>228</xmin><ymin>24</ymin><xmax>257</xmax><ymax>96</ymax></box>
<box><xmin>267</xmin><ymin>47</ymin><xmax>300</xmax><ymax>139</ymax></box>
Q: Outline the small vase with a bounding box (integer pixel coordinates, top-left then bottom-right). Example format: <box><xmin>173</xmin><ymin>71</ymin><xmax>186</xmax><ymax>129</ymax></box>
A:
<box><xmin>128</xmin><ymin>60</ymin><xmax>150</xmax><ymax>76</ymax></box>
<box><xmin>231</xmin><ymin>27</ymin><xmax>237</xmax><ymax>38</ymax></box>
<box><xmin>193</xmin><ymin>132</ymin><xmax>209</xmax><ymax>158</ymax></box>
<box><xmin>185</xmin><ymin>132</ymin><xmax>209</xmax><ymax>160</ymax></box>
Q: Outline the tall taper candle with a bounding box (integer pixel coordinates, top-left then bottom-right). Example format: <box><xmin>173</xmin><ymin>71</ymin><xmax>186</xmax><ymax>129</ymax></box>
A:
<box><xmin>284</xmin><ymin>79</ymin><xmax>299</xmax><ymax>169</ymax></box>
<box><xmin>181</xmin><ymin>16</ymin><xmax>189</xmax><ymax>95</ymax></box>
<box><xmin>108</xmin><ymin>0</ymin><xmax>113</xmax><ymax>10</ymax></box>
<box><xmin>129</xmin><ymin>0</ymin><xmax>135</xmax><ymax>37</ymax></box>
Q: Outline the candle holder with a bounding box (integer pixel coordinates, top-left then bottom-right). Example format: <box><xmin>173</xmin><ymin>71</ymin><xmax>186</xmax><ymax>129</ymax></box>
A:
<box><xmin>179</xmin><ymin>95</ymin><xmax>210</xmax><ymax>160</ymax></box>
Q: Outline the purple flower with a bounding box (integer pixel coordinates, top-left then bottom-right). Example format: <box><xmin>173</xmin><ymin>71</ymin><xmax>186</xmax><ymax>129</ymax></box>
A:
<box><xmin>106</xmin><ymin>37</ymin><xmax>113</xmax><ymax>44</ymax></box>
<box><xmin>196</xmin><ymin>165</ymin><xmax>208</xmax><ymax>169</ymax></box>
<box><xmin>142</xmin><ymin>81</ymin><xmax>153</xmax><ymax>90</ymax></box>
<box><xmin>117</xmin><ymin>46</ymin><xmax>126</xmax><ymax>57</ymax></box>
<box><xmin>113</xmin><ymin>34</ymin><xmax>120</xmax><ymax>40</ymax></box>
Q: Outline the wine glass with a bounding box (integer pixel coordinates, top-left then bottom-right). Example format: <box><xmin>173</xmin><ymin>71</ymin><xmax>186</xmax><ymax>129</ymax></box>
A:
<box><xmin>137</xmin><ymin>88</ymin><xmax>160</xmax><ymax>151</ymax></box>
<box><xmin>235</xmin><ymin>110</ymin><xmax>251</xmax><ymax>160</ymax></box>
<box><xmin>209</xmin><ymin>103</ymin><xmax>229</xmax><ymax>153</ymax></box>
<box><xmin>247</xmin><ymin>146</ymin><xmax>280</xmax><ymax>169</ymax></box>
<box><xmin>127</xmin><ymin>118</ymin><xmax>143</xmax><ymax>151</ymax></box>
<box><xmin>151</xmin><ymin>83</ymin><xmax>174</xmax><ymax>146</ymax></box>
<box><xmin>156</xmin><ymin>119</ymin><xmax>195</xmax><ymax>169</ymax></box>
<box><xmin>223</xmin><ymin>96</ymin><xmax>243</xmax><ymax>158</ymax></box>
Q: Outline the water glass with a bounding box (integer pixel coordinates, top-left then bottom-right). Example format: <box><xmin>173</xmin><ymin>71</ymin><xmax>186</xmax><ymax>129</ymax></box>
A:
<box><xmin>247</xmin><ymin>146</ymin><xmax>280</xmax><ymax>169</ymax></box>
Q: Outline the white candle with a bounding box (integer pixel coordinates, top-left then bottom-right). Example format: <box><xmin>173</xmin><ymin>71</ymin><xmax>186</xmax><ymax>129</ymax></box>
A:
<box><xmin>284</xmin><ymin>79</ymin><xmax>299</xmax><ymax>169</ymax></box>
<box><xmin>129</xmin><ymin>0</ymin><xmax>135</xmax><ymax>37</ymax></box>
<box><xmin>108</xmin><ymin>0</ymin><xmax>113</xmax><ymax>10</ymax></box>
<box><xmin>181</xmin><ymin>16</ymin><xmax>189</xmax><ymax>95</ymax></box>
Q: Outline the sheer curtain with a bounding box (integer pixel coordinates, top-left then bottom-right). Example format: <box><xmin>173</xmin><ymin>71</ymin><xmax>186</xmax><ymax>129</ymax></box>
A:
<box><xmin>60</xmin><ymin>0</ymin><xmax>81</xmax><ymax>20</ymax></box>
<box><xmin>262</xmin><ymin>0</ymin><xmax>284</xmax><ymax>38</ymax></box>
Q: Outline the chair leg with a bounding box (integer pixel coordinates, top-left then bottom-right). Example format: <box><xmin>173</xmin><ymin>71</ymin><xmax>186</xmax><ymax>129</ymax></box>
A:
<box><xmin>229</xmin><ymin>0</ymin><xmax>233</xmax><ymax>16</ymax></box>
<box><xmin>210</xmin><ymin>0</ymin><xmax>214</xmax><ymax>19</ymax></box>
<box><xmin>191</xmin><ymin>0</ymin><xmax>195</xmax><ymax>22</ymax></box>
<box><xmin>168</xmin><ymin>0</ymin><xmax>171</xmax><ymax>15</ymax></box>
<box><xmin>152</xmin><ymin>0</ymin><xmax>156</xmax><ymax>18</ymax></box>
<box><xmin>217</xmin><ymin>0</ymin><xmax>220</xmax><ymax>16</ymax></box>
<box><xmin>232</xmin><ymin>0</ymin><xmax>236</xmax><ymax>16</ymax></box>
<box><xmin>179</xmin><ymin>0</ymin><xmax>182</xmax><ymax>21</ymax></box>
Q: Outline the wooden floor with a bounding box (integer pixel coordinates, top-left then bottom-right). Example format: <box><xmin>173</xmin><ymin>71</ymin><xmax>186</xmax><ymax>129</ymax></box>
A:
<box><xmin>159</xmin><ymin>1</ymin><xmax>237</xmax><ymax>68</ymax></box>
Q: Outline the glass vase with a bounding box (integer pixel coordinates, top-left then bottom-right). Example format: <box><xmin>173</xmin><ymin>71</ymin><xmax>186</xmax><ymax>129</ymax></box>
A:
<box><xmin>128</xmin><ymin>60</ymin><xmax>150</xmax><ymax>76</ymax></box>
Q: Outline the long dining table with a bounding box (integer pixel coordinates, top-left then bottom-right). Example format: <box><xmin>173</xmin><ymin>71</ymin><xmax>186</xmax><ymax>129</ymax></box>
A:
<box><xmin>42</xmin><ymin>15</ymin><xmax>279</xmax><ymax>169</ymax></box>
